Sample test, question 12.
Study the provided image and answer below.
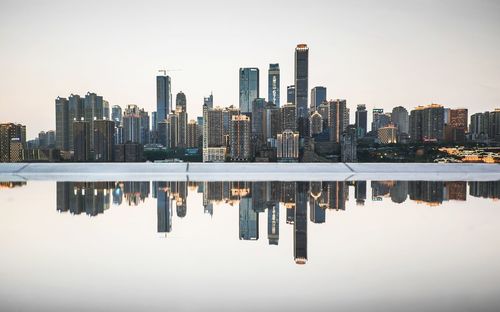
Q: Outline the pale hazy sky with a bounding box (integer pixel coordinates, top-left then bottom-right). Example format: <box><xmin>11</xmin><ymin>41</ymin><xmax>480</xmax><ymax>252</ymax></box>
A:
<box><xmin>1</xmin><ymin>0</ymin><xmax>499</xmax><ymax>138</ymax></box>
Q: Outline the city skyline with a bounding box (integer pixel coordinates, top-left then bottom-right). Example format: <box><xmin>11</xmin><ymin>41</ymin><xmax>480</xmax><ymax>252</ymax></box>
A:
<box><xmin>1</xmin><ymin>0</ymin><xmax>500</xmax><ymax>138</ymax></box>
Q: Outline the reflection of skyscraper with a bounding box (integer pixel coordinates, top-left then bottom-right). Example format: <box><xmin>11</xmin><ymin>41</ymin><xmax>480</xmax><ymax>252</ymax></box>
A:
<box><xmin>267</xmin><ymin>203</ymin><xmax>279</xmax><ymax>245</ymax></box>
<box><xmin>239</xmin><ymin>197</ymin><xmax>258</xmax><ymax>240</ymax></box>
<box><xmin>354</xmin><ymin>181</ymin><xmax>367</xmax><ymax>205</ymax></box>
<box><xmin>390</xmin><ymin>181</ymin><xmax>408</xmax><ymax>204</ymax></box>
<box><xmin>157</xmin><ymin>182</ymin><xmax>172</xmax><ymax>234</ymax></box>
<box><xmin>469</xmin><ymin>181</ymin><xmax>500</xmax><ymax>199</ymax></box>
<box><xmin>409</xmin><ymin>181</ymin><xmax>444</xmax><ymax>205</ymax></box>
<box><xmin>444</xmin><ymin>181</ymin><xmax>467</xmax><ymax>201</ymax></box>
<box><xmin>294</xmin><ymin>182</ymin><xmax>308</xmax><ymax>264</ymax></box>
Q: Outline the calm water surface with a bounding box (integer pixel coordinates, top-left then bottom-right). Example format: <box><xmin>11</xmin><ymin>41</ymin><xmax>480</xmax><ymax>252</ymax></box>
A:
<box><xmin>1</xmin><ymin>180</ymin><xmax>499</xmax><ymax>312</ymax></box>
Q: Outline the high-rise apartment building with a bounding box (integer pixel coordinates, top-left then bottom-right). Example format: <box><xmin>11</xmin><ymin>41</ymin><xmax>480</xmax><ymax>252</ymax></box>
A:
<box><xmin>281</xmin><ymin>104</ymin><xmax>297</xmax><ymax>132</ymax></box>
<box><xmin>122</xmin><ymin>104</ymin><xmax>150</xmax><ymax>144</ymax></box>
<box><xmin>73</xmin><ymin>120</ymin><xmax>91</xmax><ymax>162</ymax></box>
<box><xmin>340</xmin><ymin>125</ymin><xmax>357</xmax><ymax>162</ymax></box>
<box><xmin>409</xmin><ymin>104</ymin><xmax>445</xmax><ymax>142</ymax></box>
<box><xmin>309</xmin><ymin>111</ymin><xmax>323</xmax><ymax>135</ymax></box>
<box><xmin>0</xmin><ymin>123</ymin><xmax>26</xmax><ymax>162</ymax></box>
<box><xmin>230</xmin><ymin>114</ymin><xmax>252</xmax><ymax>161</ymax></box>
<box><xmin>176</xmin><ymin>91</ymin><xmax>187</xmax><ymax>112</ymax></box>
<box><xmin>328</xmin><ymin>99</ymin><xmax>347</xmax><ymax>143</ymax></box>
<box><xmin>93</xmin><ymin>120</ymin><xmax>115</xmax><ymax>161</ymax></box>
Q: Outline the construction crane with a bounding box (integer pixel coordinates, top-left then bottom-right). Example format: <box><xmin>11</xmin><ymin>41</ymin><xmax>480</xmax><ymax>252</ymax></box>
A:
<box><xmin>158</xmin><ymin>69</ymin><xmax>182</xmax><ymax>76</ymax></box>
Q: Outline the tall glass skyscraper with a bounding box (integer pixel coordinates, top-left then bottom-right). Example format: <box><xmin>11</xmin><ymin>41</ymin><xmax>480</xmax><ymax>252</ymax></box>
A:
<box><xmin>311</xmin><ymin>86</ymin><xmax>326</xmax><ymax>109</ymax></box>
<box><xmin>294</xmin><ymin>44</ymin><xmax>309</xmax><ymax>118</ymax></box>
<box><xmin>239</xmin><ymin>68</ymin><xmax>259</xmax><ymax>114</ymax></box>
<box><xmin>355</xmin><ymin>104</ymin><xmax>368</xmax><ymax>138</ymax></box>
<box><xmin>268</xmin><ymin>64</ymin><xmax>280</xmax><ymax>107</ymax></box>
<box><xmin>286</xmin><ymin>85</ymin><xmax>295</xmax><ymax>104</ymax></box>
<box><xmin>156</xmin><ymin>75</ymin><xmax>172</xmax><ymax>125</ymax></box>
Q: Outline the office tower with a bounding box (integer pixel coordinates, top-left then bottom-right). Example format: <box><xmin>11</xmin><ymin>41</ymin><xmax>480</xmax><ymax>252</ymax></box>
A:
<box><xmin>281</xmin><ymin>104</ymin><xmax>297</xmax><ymax>131</ymax></box>
<box><xmin>311</xmin><ymin>86</ymin><xmax>327</xmax><ymax>109</ymax></box>
<box><xmin>204</xmin><ymin>93</ymin><xmax>213</xmax><ymax>109</ymax></box>
<box><xmin>378</xmin><ymin>124</ymin><xmax>398</xmax><ymax>144</ymax></box>
<box><xmin>391</xmin><ymin>106</ymin><xmax>409</xmax><ymax>134</ymax></box>
<box><xmin>111</xmin><ymin>105</ymin><xmax>122</xmax><ymax>126</ymax></box>
<box><xmin>309</xmin><ymin>111</ymin><xmax>323</xmax><ymax>135</ymax></box>
<box><xmin>267</xmin><ymin>203</ymin><xmax>279</xmax><ymax>245</ymax></box>
<box><xmin>287</xmin><ymin>85</ymin><xmax>296</xmax><ymax>104</ymax></box>
<box><xmin>202</xmin><ymin>105</ymin><xmax>226</xmax><ymax>162</ymax></box>
<box><xmin>176</xmin><ymin>91</ymin><xmax>187</xmax><ymax>112</ymax></box>
<box><xmin>355</xmin><ymin>104</ymin><xmax>368</xmax><ymax>138</ymax></box>
<box><xmin>239</xmin><ymin>68</ymin><xmax>259</xmax><ymax>113</ymax></box>
<box><xmin>55</xmin><ymin>97</ymin><xmax>69</xmax><ymax>150</ymax></box>
<box><xmin>156</xmin><ymin>74</ymin><xmax>172</xmax><ymax>125</ymax></box>
<box><xmin>277</xmin><ymin>130</ymin><xmax>299</xmax><ymax>162</ymax></box>
<box><xmin>263</xmin><ymin>103</ymin><xmax>281</xmax><ymax>142</ymax></box>
<box><xmin>73</xmin><ymin>120</ymin><xmax>91</xmax><ymax>161</ymax></box>
<box><xmin>328</xmin><ymin>99</ymin><xmax>347</xmax><ymax>143</ymax></box>
<box><xmin>294</xmin><ymin>182</ymin><xmax>308</xmax><ymax>265</ymax></box>
<box><xmin>268</xmin><ymin>64</ymin><xmax>280</xmax><ymax>107</ymax></box>
<box><xmin>122</xmin><ymin>104</ymin><xmax>150</xmax><ymax>144</ymax></box>
<box><xmin>230</xmin><ymin>114</ymin><xmax>252</xmax><ymax>161</ymax></box>
<box><xmin>294</xmin><ymin>44</ymin><xmax>309</xmax><ymax>118</ymax></box>
<box><xmin>409</xmin><ymin>104</ymin><xmax>445</xmax><ymax>142</ymax></box>
<box><xmin>341</xmin><ymin>125</ymin><xmax>357</xmax><ymax>162</ymax></box>
<box><xmin>239</xmin><ymin>197</ymin><xmax>258</xmax><ymax>240</ymax></box>
<box><xmin>0</xmin><ymin>123</ymin><xmax>26</xmax><ymax>162</ymax></box>
<box><xmin>93</xmin><ymin>120</ymin><xmax>115</xmax><ymax>161</ymax></box>
<box><xmin>371</xmin><ymin>108</ymin><xmax>384</xmax><ymax>132</ymax></box>
<box><xmin>187</xmin><ymin>120</ymin><xmax>198</xmax><ymax>148</ymax></box>
<box><xmin>252</xmin><ymin>98</ymin><xmax>266</xmax><ymax>148</ymax></box>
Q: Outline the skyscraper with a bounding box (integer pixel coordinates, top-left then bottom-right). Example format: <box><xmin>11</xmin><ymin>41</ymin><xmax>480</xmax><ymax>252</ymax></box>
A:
<box><xmin>122</xmin><ymin>104</ymin><xmax>150</xmax><ymax>144</ymax></box>
<box><xmin>84</xmin><ymin>92</ymin><xmax>109</xmax><ymax>152</ymax></box>
<box><xmin>391</xmin><ymin>106</ymin><xmax>409</xmax><ymax>135</ymax></box>
<box><xmin>187</xmin><ymin>120</ymin><xmax>199</xmax><ymax>148</ymax></box>
<box><xmin>280</xmin><ymin>104</ymin><xmax>297</xmax><ymax>132</ymax></box>
<box><xmin>239</xmin><ymin>68</ymin><xmax>259</xmax><ymax>114</ymax></box>
<box><xmin>409</xmin><ymin>104</ymin><xmax>445</xmax><ymax>142</ymax></box>
<box><xmin>371</xmin><ymin>108</ymin><xmax>385</xmax><ymax>132</ymax></box>
<box><xmin>55</xmin><ymin>97</ymin><xmax>69</xmax><ymax>150</ymax></box>
<box><xmin>204</xmin><ymin>93</ymin><xmax>213</xmax><ymax>109</ymax></box>
<box><xmin>156</xmin><ymin>75</ymin><xmax>172</xmax><ymax>125</ymax></box>
<box><xmin>230</xmin><ymin>114</ymin><xmax>252</xmax><ymax>161</ymax></box>
<box><xmin>268</xmin><ymin>64</ymin><xmax>280</xmax><ymax>107</ymax></box>
<box><xmin>176</xmin><ymin>91</ymin><xmax>187</xmax><ymax>112</ymax></box>
<box><xmin>111</xmin><ymin>105</ymin><xmax>122</xmax><ymax>126</ymax></box>
<box><xmin>328</xmin><ymin>99</ymin><xmax>347</xmax><ymax>143</ymax></box>
<box><xmin>294</xmin><ymin>44</ymin><xmax>309</xmax><ymax>118</ymax></box>
<box><xmin>202</xmin><ymin>105</ymin><xmax>226</xmax><ymax>162</ymax></box>
<box><xmin>286</xmin><ymin>85</ymin><xmax>295</xmax><ymax>104</ymax></box>
<box><xmin>309</xmin><ymin>111</ymin><xmax>323</xmax><ymax>135</ymax></box>
<box><xmin>355</xmin><ymin>104</ymin><xmax>368</xmax><ymax>138</ymax></box>
<box><xmin>311</xmin><ymin>86</ymin><xmax>326</xmax><ymax>109</ymax></box>
<box><xmin>251</xmin><ymin>98</ymin><xmax>266</xmax><ymax>149</ymax></box>
<box><xmin>67</xmin><ymin>94</ymin><xmax>84</xmax><ymax>150</ymax></box>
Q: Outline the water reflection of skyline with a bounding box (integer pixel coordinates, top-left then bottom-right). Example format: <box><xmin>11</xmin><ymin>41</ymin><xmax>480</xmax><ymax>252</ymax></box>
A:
<box><xmin>4</xmin><ymin>180</ymin><xmax>498</xmax><ymax>265</ymax></box>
